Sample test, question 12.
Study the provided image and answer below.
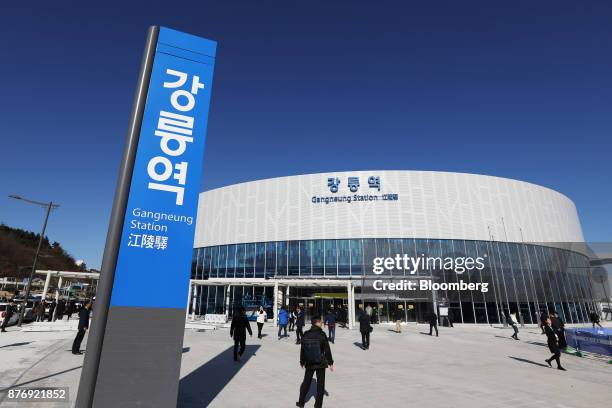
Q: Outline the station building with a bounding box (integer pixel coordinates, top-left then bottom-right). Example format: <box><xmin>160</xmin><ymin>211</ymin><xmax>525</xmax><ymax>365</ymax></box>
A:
<box><xmin>188</xmin><ymin>170</ymin><xmax>597</xmax><ymax>326</ymax></box>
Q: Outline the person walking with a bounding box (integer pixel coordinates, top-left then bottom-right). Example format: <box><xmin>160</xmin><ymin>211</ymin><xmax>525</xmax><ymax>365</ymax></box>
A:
<box><xmin>295</xmin><ymin>307</ymin><xmax>305</xmax><ymax>344</ymax></box>
<box><xmin>550</xmin><ymin>312</ymin><xmax>567</xmax><ymax>350</ymax></box>
<box><xmin>278</xmin><ymin>306</ymin><xmax>289</xmax><ymax>339</ymax></box>
<box><xmin>34</xmin><ymin>301</ymin><xmax>45</xmax><ymax>322</ymax></box>
<box><xmin>47</xmin><ymin>299</ymin><xmax>56</xmax><ymax>322</ymax></box>
<box><xmin>505</xmin><ymin>310</ymin><xmax>519</xmax><ymax>340</ymax></box>
<box><xmin>289</xmin><ymin>307</ymin><xmax>296</xmax><ymax>332</ymax></box>
<box><xmin>256</xmin><ymin>306</ymin><xmax>267</xmax><ymax>339</ymax></box>
<box><xmin>296</xmin><ymin>315</ymin><xmax>334</xmax><ymax>408</ymax></box>
<box><xmin>544</xmin><ymin>317</ymin><xmax>566</xmax><ymax>371</ymax></box>
<box><xmin>590</xmin><ymin>311</ymin><xmax>602</xmax><ymax>328</ymax></box>
<box><xmin>72</xmin><ymin>301</ymin><xmax>91</xmax><ymax>354</ymax></box>
<box><xmin>1</xmin><ymin>300</ymin><xmax>15</xmax><ymax>332</ymax></box>
<box><xmin>324</xmin><ymin>306</ymin><xmax>337</xmax><ymax>344</ymax></box>
<box><xmin>393</xmin><ymin>306</ymin><xmax>403</xmax><ymax>333</ymax></box>
<box><xmin>358</xmin><ymin>307</ymin><xmax>372</xmax><ymax>350</ymax></box>
<box><xmin>447</xmin><ymin>309</ymin><xmax>455</xmax><ymax>327</ymax></box>
<box><xmin>539</xmin><ymin>310</ymin><xmax>549</xmax><ymax>334</ymax></box>
<box><xmin>428</xmin><ymin>311</ymin><xmax>439</xmax><ymax>337</ymax></box>
<box><xmin>230</xmin><ymin>307</ymin><xmax>253</xmax><ymax>361</ymax></box>
<box><xmin>66</xmin><ymin>301</ymin><xmax>75</xmax><ymax>320</ymax></box>
<box><xmin>54</xmin><ymin>299</ymin><xmax>65</xmax><ymax>322</ymax></box>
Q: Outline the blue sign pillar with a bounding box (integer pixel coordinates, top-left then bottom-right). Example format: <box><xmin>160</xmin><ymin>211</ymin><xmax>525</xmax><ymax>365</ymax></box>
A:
<box><xmin>76</xmin><ymin>26</ymin><xmax>216</xmax><ymax>407</ymax></box>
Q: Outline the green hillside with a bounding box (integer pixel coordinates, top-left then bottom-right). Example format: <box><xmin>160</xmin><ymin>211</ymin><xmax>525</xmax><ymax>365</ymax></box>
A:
<box><xmin>0</xmin><ymin>224</ymin><xmax>86</xmax><ymax>279</ymax></box>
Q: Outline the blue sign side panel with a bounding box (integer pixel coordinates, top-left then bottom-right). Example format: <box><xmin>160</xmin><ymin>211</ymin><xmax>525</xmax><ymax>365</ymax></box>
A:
<box><xmin>110</xmin><ymin>28</ymin><xmax>216</xmax><ymax>309</ymax></box>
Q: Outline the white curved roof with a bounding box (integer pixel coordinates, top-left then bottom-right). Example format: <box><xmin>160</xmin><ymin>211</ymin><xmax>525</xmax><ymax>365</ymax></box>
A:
<box><xmin>194</xmin><ymin>171</ymin><xmax>584</xmax><ymax>247</ymax></box>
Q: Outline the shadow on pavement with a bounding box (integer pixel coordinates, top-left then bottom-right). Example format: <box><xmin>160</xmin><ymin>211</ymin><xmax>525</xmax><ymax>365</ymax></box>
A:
<box><xmin>178</xmin><ymin>345</ymin><xmax>260</xmax><ymax>407</ymax></box>
<box><xmin>0</xmin><ymin>342</ymin><xmax>32</xmax><ymax>348</ymax></box>
<box><xmin>352</xmin><ymin>342</ymin><xmax>364</xmax><ymax>349</ymax></box>
<box><xmin>523</xmin><ymin>341</ymin><xmax>547</xmax><ymax>347</ymax></box>
<box><xmin>0</xmin><ymin>366</ymin><xmax>82</xmax><ymax>391</ymax></box>
<box><xmin>508</xmin><ymin>356</ymin><xmax>549</xmax><ymax>368</ymax></box>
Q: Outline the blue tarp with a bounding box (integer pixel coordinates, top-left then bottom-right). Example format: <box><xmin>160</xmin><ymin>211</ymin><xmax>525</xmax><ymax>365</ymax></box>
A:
<box><xmin>565</xmin><ymin>327</ymin><xmax>612</xmax><ymax>357</ymax></box>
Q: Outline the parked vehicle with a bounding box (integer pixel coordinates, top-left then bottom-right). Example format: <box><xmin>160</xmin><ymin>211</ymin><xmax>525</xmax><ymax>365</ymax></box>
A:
<box><xmin>0</xmin><ymin>303</ymin><xmax>19</xmax><ymax>327</ymax></box>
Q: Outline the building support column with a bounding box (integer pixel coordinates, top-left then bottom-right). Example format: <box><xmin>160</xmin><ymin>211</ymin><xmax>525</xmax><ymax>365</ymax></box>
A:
<box><xmin>186</xmin><ymin>280</ymin><xmax>193</xmax><ymax>320</ymax></box>
<box><xmin>42</xmin><ymin>271</ymin><xmax>51</xmax><ymax>300</ymax></box>
<box><xmin>273</xmin><ymin>281</ymin><xmax>279</xmax><ymax>326</ymax></box>
<box><xmin>349</xmin><ymin>282</ymin><xmax>356</xmax><ymax>329</ymax></box>
<box><xmin>225</xmin><ymin>285</ymin><xmax>231</xmax><ymax>319</ymax></box>
<box><xmin>55</xmin><ymin>277</ymin><xmax>62</xmax><ymax>301</ymax></box>
<box><xmin>191</xmin><ymin>284</ymin><xmax>197</xmax><ymax>321</ymax></box>
<box><xmin>347</xmin><ymin>281</ymin><xmax>353</xmax><ymax>329</ymax></box>
<box><xmin>286</xmin><ymin>285</ymin><xmax>290</xmax><ymax>306</ymax></box>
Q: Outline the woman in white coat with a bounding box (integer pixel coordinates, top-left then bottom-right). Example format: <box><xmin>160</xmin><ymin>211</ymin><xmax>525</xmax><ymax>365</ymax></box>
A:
<box><xmin>256</xmin><ymin>306</ymin><xmax>267</xmax><ymax>339</ymax></box>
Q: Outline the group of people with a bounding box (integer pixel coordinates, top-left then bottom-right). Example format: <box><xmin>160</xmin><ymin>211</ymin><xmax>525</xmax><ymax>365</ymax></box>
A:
<box><xmin>0</xmin><ymin>298</ymin><xmax>82</xmax><ymax>333</ymax></box>
<box><xmin>230</xmin><ymin>305</ymin><xmax>335</xmax><ymax>408</ymax></box>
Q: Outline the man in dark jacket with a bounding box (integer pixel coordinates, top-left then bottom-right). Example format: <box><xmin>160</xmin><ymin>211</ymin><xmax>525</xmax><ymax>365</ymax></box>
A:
<box><xmin>295</xmin><ymin>307</ymin><xmax>305</xmax><ymax>344</ymax></box>
<box><xmin>296</xmin><ymin>315</ymin><xmax>334</xmax><ymax>408</ymax></box>
<box><xmin>550</xmin><ymin>312</ymin><xmax>567</xmax><ymax>349</ymax></box>
<box><xmin>230</xmin><ymin>307</ymin><xmax>252</xmax><ymax>361</ymax></box>
<box><xmin>55</xmin><ymin>299</ymin><xmax>65</xmax><ymax>322</ymax></box>
<box><xmin>47</xmin><ymin>300</ymin><xmax>56</xmax><ymax>322</ymax></box>
<box><xmin>428</xmin><ymin>311</ymin><xmax>438</xmax><ymax>336</ymax></box>
<box><xmin>358</xmin><ymin>307</ymin><xmax>372</xmax><ymax>350</ymax></box>
<box><xmin>324</xmin><ymin>306</ymin><xmax>337</xmax><ymax>343</ymax></box>
<box><xmin>447</xmin><ymin>309</ymin><xmax>454</xmax><ymax>328</ymax></box>
<box><xmin>539</xmin><ymin>310</ymin><xmax>549</xmax><ymax>334</ymax></box>
<box><xmin>590</xmin><ymin>311</ymin><xmax>602</xmax><ymax>328</ymax></box>
<box><xmin>544</xmin><ymin>317</ymin><xmax>566</xmax><ymax>370</ymax></box>
<box><xmin>72</xmin><ymin>301</ymin><xmax>91</xmax><ymax>354</ymax></box>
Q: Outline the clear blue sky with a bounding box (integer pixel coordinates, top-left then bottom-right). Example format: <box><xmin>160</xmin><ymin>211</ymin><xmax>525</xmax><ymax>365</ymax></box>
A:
<box><xmin>1</xmin><ymin>1</ymin><xmax>611</xmax><ymax>269</ymax></box>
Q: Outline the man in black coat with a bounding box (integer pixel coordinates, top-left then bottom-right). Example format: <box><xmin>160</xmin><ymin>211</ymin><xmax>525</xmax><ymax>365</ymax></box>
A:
<box><xmin>358</xmin><ymin>308</ymin><xmax>372</xmax><ymax>349</ymax></box>
<box><xmin>47</xmin><ymin>300</ymin><xmax>56</xmax><ymax>322</ymax></box>
<box><xmin>230</xmin><ymin>307</ymin><xmax>252</xmax><ymax>361</ymax></box>
<box><xmin>295</xmin><ymin>307</ymin><xmax>305</xmax><ymax>344</ymax></box>
<box><xmin>55</xmin><ymin>299</ymin><xmax>65</xmax><ymax>322</ymax></box>
<box><xmin>550</xmin><ymin>312</ymin><xmax>567</xmax><ymax>349</ymax></box>
<box><xmin>544</xmin><ymin>317</ymin><xmax>566</xmax><ymax>370</ymax></box>
<box><xmin>296</xmin><ymin>315</ymin><xmax>334</xmax><ymax>408</ymax></box>
<box><xmin>539</xmin><ymin>310</ymin><xmax>549</xmax><ymax>334</ymax></box>
<box><xmin>428</xmin><ymin>311</ymin><xmax>438</xmax><ymax>336</ymax></box>
<box><xmin>72</xmin><ymin>301</ymin><xmax>91</xmax><ymax>354</ymax></box>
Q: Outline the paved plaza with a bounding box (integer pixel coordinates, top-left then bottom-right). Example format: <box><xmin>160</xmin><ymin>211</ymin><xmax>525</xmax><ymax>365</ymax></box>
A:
<box><xmin>0</xmin><ymin>322</ymin><xmax>610</xmax><ymax>407</ymax></box>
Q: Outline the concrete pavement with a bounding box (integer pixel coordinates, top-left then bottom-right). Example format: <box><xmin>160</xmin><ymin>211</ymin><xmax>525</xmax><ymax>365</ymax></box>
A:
<box><xmin>1</xmin><ymin>322</ymin><xmax>610</xmax><ymax>407</ymax></box>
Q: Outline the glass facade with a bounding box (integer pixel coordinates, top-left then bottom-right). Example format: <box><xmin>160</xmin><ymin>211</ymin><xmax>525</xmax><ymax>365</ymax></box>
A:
<box><xmin>191</xmin><ymin>239</ymin><xmax>596</xmax><ymax>324</ymax></box>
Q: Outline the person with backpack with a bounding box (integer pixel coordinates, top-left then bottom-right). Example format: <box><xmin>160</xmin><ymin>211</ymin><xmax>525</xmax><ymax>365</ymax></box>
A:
<box><xmin>278</xmin><ymin>306</ymin><xmax>289</xmax><ymax>339</ymax></box>
<box><xmin>295</xmin><ymin>306</ymin><xmax>305</xmax><ymax>344</ymax></box>
<box><xmin>358</xmin><ymin>306</ymin><xmax>372</xmax><ymax>350</ymax></box>
<box><xmin>324</xmin><ymin>306</ymin><xmax>337</xmax><ymax>344</ymax></box>
<box><xmin>296</xmin><ymin>315</ymin><xmax>334</xmax><ymax>408</ymax></box>
<box><xmin>256</xmin><ymin>306</ymin><xmax>267</xmax><ymax>339</ymax></box>
<box><xmin>230</xmin><ymin>307</ymin><xmax>252</xmax><ymax>361</ymax></box>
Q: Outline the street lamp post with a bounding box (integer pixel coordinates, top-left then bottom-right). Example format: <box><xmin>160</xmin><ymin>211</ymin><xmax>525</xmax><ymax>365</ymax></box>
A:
<box><xmin>8</xmin><ymin>195</ymin><xmax>59</xmax><ymax>326</ymax></box>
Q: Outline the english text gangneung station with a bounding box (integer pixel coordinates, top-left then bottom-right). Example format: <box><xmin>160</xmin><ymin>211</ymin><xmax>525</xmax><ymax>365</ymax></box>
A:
<box><xmin>188</xmin><ymin>171</ymin><xmax>598</xmax><ymax>326</ymax></box>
